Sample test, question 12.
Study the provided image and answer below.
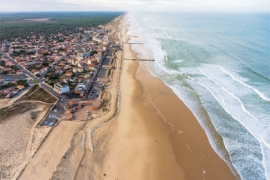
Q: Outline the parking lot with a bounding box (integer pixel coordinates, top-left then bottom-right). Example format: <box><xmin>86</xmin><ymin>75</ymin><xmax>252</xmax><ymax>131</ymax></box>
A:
<box><xmin>39</xmin><ymin>101</ymin><xmax>66</xmax><ymax>126</ymax></box>
<box><xmin>89</xmin><ymin>88</ymin><xmax>100</xmax><ymax>100</ymax></box>
<box><xmin>103</xmin><ymin>57</ymin><xmax>112</xmax><ymax>65</ymax></box>
<box><xmin>98</xmin><ymin>69</ymin><xmax>107</xmax><ymax>78</ymax></box>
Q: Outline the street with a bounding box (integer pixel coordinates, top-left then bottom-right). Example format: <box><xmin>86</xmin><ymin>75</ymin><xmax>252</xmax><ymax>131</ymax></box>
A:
<box><xmin>0</xmin><ymin>74</ymin><xmax>28</xmax><ymax>80</ymax></box>
<box><xmin>3</xmin><ymin>54</ymin><xmax>36</xmax><ymax>80</ymax></box>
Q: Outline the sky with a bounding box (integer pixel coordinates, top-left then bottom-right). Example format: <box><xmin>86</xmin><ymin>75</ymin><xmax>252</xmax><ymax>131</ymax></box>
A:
<box><xmin>0</xmin><ymin>0</ymin><xmax>269</xmax><ymax>12</ymax></box>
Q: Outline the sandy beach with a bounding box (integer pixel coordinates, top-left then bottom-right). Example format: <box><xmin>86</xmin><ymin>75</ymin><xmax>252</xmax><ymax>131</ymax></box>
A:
<box><xmin>1</xmin><ymin>14</ymin><xmax>237</xmax><ymax>180</ymax></box>
<box><xmin>76</xmin><ymin>15</ymin><xmax>237</xmax><ymax>180</ymax></box>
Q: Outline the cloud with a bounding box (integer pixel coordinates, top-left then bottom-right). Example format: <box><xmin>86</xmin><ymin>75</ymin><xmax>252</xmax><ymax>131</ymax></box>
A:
<box><xmin>0</xmin><ymin>0</ymin><xmax>269</xmax><ymax>12</ymax></box>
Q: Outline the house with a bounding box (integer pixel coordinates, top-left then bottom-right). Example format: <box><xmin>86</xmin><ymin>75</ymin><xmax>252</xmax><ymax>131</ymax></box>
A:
<box><xmin>65</xmin><ymin>71</ymin><xmax>72</xmax><ymax>76</ymax></box>
<box><xmin>88</xmin><ymin>64</ymin><xmax>96</xmax><ymax>70</ymax></box>
<box><xmin>17</xmin><ymin>85</ymin><xmax>25</xmax><ymax>90</ymax></box>
<box><xmin>17</xmin><ymin>70</ymin><xmax>23</xmax><ymax>74</ymax></box>
<box><xmin>40</xmin><ymin>67</ymin><xmax>48</xmax><ymax>75</ymax></box>
<box><xmin>73</xmin><ymin>67</ymin><xmax>83</xmax><ymax>73</ymax></box>
<box><xmin>54</xmin><ymin>82</ymin><xmax>70</xmax><ymax>94</ymax></box>
<box><xmin>76</xmin><ymin>80</ymin><xmax>88</xmax><ymax>89</ymax></box>
<box><xmin>78</xmin><ymin>62</ymin><xmax>87</xmax><ymax>68</ymax></box>
<box><xmin>31</xmin><ymin>69</ymin><xmax>40</xmax><ymax>75</ymax></box>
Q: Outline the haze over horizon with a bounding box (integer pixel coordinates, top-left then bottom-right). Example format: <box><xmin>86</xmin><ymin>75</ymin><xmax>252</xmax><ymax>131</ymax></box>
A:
<box><xmin>0</xmin><ymin>0</ymin><xmax>269</xmax><ymax>12</ymax></box>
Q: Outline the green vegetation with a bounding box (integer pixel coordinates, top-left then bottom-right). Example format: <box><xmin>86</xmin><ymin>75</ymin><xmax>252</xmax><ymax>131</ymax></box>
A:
<box><xmin>48</xmin><ymin>80</ymin><xmax>59</xmax><ymax>86</ymax></box>
<box><xmin>71</xmin><ymin>72</ymin><xmax>76</xmax><ymax>77</ymax></box>
<box><xmin>16</xmin><ymin>79</ymin><xmax>29</xmax><ymax>87</ymax></box>
<box><xmin>91</xmin><ymin>50</ymin><xmax>98</xmax><ymax>56</ymax></box>
<box><xmin>0</xmin><ymin>60</ymin><xmax>5</xmax><ymax>67</ymax></box>
<box><xmin>0</xmin><ymin>12</ymin><xmax>123</xmax><ymax>40</ymax></box>
<box><xmin>32</xmin><ymin>79</ymin><xmax>41</xmax><ymax>83</ymax></box>
<box><xmin>42</xmin><ymin>62</ymin><xmax>49</xmax><ymax>66</ymax></box>
<box><xmin>0</xmin><ymin>82</ymin><xmax>16</xmax><ymax>90</ymax></box>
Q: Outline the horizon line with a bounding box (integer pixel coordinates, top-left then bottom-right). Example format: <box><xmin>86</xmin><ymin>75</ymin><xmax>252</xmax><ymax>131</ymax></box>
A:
<box><xmin>0</xmin><ymin>10</ymin><xmax>269</xmax><ymax>13</ymax></box>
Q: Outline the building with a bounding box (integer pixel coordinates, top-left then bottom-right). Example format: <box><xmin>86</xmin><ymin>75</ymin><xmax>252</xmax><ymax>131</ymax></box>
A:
<box><xmin>94</xmin><ymin>54</ymin><xmax>102</xmax><ymax>63</ymax></box>
<box><xmin>54</xmin><ymin>82</ymin><xmax>70</xmax><ymax>94</ymax></box>
<box><xmin>17</xmin><ymin>85</ymin><xmax>25</xmax><ymax>90</ymax></box>
<box><xmin>76</xmin><ymin>79</ymin><xmax>88</xmax><ymax>89</ymax></box>
<box><xmin>93</xmin><ymin>37</ymin><xmax>102</xmax><ymax>43</ymax></box>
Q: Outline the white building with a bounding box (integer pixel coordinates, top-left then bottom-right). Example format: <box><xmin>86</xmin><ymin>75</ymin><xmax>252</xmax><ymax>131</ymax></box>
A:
<box><xmin>54</xmin><ymin>82</ymin><xmax>70</xmax><ymax>94</ymax></box>
<box><xmin>93</xmin><ymin>36</ymin><xmax>102</xmax><ymax>43</ymax></box>
<box><xmin>76</xmin><ymin>80</ymin><xmax>88</xmax><ymax>89</ymax></box>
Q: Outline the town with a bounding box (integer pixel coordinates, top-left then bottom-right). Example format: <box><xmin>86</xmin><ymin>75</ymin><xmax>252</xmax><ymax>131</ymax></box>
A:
<box><xmin>0</xmin><ymin>24</ymin><xmax>120</xmax><ymax>126</ymax></box>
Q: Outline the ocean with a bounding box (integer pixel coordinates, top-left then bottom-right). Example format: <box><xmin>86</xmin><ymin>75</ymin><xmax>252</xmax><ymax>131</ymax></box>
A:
<box><xmin>126</xmin><ymin>12</ymin><xmax>270</xmax><ymax>180</ymax></box>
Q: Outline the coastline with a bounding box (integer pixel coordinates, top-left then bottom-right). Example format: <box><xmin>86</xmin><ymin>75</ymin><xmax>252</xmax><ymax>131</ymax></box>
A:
<box><xmin>99</xmin><ymin>15</ymin><xmax>237</xmax><ymax>179</ymax></box>
<box><xmin>1</xmin><ymin>14</ymin><xmax>238</xmax><ymax>179</ymax></box>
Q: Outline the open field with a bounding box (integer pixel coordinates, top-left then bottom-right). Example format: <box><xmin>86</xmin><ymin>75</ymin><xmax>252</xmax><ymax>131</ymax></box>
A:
<box><xmin>0</xmin><ymin>102</ymin><xmax>40</xmax><ymax>123</ymax></box>
<box><xmin>17</xmin><ymin>85</ymin><xmax>56</xmax><ymax>103</ymax></box>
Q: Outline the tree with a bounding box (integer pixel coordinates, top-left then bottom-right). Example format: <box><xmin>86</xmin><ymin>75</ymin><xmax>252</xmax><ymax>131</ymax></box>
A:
<box><xmin>42</xmin><ymin>62</ymin><xmax>49</xmax><ymax>66</ymax></box>
<box><xmin>11</xmin><ymin>65</ymin><xmax>19</xmax><ymax>70</ymax></box>
<box><xmin>0</xmin><ymin>60</ymin><xmax>6</xmax><ymax>67</ymax></box>
<box><xmin>71</xmin><ymin>72</ymin><xmax>76</xmax><ymax>77</ymax></box>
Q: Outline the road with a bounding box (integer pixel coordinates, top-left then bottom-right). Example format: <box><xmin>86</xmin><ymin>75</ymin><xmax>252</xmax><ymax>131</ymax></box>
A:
<box><xmin>40</xmin><ymin>82</ymin><xmax>61</xmax><ymax>98</ymax></box>
<box><xmin>3</xmin><ymin>54</ymin><xmax>36</xmax><ymax>80</ymax></box>
<box><xmin>84</xmin><ymin>49</ymin><xmax>108</xmax><ymax>100</ymax></box>
<box><xmin>0</xmin><ymin>74</ymin><xmax>28</xmax><ymax>80</ymax></box>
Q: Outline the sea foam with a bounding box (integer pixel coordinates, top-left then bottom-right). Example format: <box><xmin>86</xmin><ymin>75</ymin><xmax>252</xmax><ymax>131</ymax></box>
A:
<box><xmin>126</xmin><ymin>12</ymin><xmax>270</xmax><ymax>180</ymax></box>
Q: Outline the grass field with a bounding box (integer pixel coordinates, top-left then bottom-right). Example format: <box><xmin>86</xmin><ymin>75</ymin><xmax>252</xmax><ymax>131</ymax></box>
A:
<box><xmin>17</xmin><ymin>85</ymin><xmax>56</xmax><ymax>103</ymax></box>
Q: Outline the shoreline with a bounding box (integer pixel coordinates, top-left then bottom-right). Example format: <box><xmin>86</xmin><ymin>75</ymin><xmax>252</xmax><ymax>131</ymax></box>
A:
<box><xmin>2</xmin><ymin>14</ymin><xmax>238</xmax><ymax>179</ymax></box>
<box><xmin>111</xmin><ymin>15</ymin><xmax>237</xmax><ymax>179</ymax></box>
<box><xmin>74</xmin><ymin>14</ymin><xmax>237</xmax><ymax>180</ymax></box>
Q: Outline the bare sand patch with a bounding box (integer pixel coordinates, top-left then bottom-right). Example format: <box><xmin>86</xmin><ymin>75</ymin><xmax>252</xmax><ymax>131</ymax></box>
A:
<box><xmin>0</xmin><ymin>99</ymin><xmax>10</xmax><ymax>108</ymax></box>
<box><xmin>18</xmin><ymin>121</ymin><xmax>85</xmax><ymax>180</ymax></box>
<box><xmin>0</xmin><ymin>102</ymin><xmax>51</xmax><ymax>180</ymax></box>
<box><xmin>22</xmin><ymin>18</ymin><xmax>51</xmax><ymax>22</ymax></box>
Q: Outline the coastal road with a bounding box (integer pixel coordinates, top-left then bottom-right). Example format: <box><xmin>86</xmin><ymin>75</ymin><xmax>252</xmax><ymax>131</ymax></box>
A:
<box><xmin>83</xmin><ymin>49</ymin><xmax>108</xmax><ymax>100</ymax></box>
